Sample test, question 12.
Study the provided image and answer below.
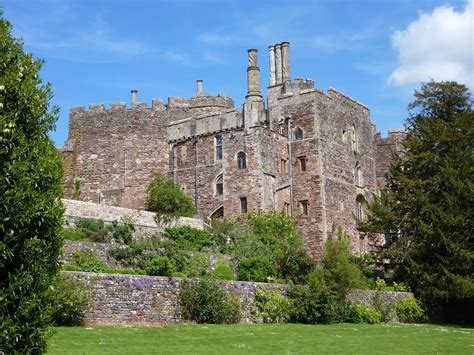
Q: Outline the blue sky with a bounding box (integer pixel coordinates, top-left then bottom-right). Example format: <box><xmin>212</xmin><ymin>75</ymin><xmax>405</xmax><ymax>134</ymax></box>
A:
<box><xmin>3</xmin><ymin>0</ymin><xmax>473</xmax><ymax>147</ymax></box>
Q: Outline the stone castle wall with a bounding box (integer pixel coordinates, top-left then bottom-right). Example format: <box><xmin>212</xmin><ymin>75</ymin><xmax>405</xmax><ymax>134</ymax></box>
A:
<box><xmin>65</xmin><ymin>272</ymin><xmax>413</xmax><ymax>325</ymax></box>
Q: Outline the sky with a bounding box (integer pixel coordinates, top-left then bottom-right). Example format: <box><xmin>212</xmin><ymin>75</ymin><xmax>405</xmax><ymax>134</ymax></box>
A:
<box><xmin>3</xmin><ymin>0</ymin><xmax>473</xmax><ymax>147</ymax></box>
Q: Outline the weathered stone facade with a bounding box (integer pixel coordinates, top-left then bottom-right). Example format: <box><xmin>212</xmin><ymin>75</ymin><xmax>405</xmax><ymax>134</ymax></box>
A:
<box><xmin>61</xmin><ymin>42</ymin><xmax>404</xmax><ymax>259</ymax></box>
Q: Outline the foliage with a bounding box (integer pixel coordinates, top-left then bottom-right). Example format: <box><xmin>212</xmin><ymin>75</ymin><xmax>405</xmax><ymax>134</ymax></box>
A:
<box><xmin>375</xmin><ymin>278</ymin><xmax>388</xmax><ymax>291</ymax></box>
<box><xmin>232</xmin><ymin>211</ymin><xmax>313</xmax><ymax>283</ymax></box>
<box><xmin>254</xmin><ymin>287</ymin><xmax>291</xmax><ymax>323</ymax></box>
<box><xmin>76</xmin><ymin>217</ymin><xmax>109</xmax><ymax>243</ymax></box>
<box><xmin>393</xmin><ymin>281</ymin><xmax>409</xmax><ymax>292</ymax></box>
<box><xmin>207</xmin><ymin>217</ymin><xmax>237</xmax><ymax>253</ymax></box>
<box><xmin>108</xmin><ymin>243</ymin><xmax>146</xmax><ymax>267</ymax></box>
<box><xmin>395</xmin><ymin>298</ymin><xmax>425</xmax><ymax>323</ymax></box>
<box><xmin>164</xmin><ymin>225</ymin><xmax>215</xmax><ymax>251</ymax></box>
<box><xmin>238</xmin><ymin>256</ymin><xmax>276</xmax><ymax>282</ymax></box>
<box><xmin>72</xmin><ymin>179</ymin><xmax>81</xmax><ymax>200</ymax></box>
<box><xmin>359</xmin><ymin>81</ymin><xmax>474</xmax><ymax>323</ymax></box>
<box><xmin>373</xmin><ymin>292</ymin><xmax>395</xmax><ymax>322</ymax></box>
<box><xmin>0</xmin><ymin>15</ymin><xmax>64</xmax><ymax>353</ymax></box>
<box><xmin>50</xmin><ymin>274</ymin><xmax>89</xmax><ymax>326</ymax></box>
<box><xmin>182</xmin><ymin>254</ymin><xmax>209</xmax><ymax>278</ymax></box>
<box><xmin>145</xmin><ymin>256</ymin><xmax>175</xmax><ymax>276</ymax></box>
<box><xmin>344</xmin><ymin>302</ymin><xmax>381</xmax><ymax>324</ymax></box>
<box><xmin>319</xmin><ymin>234</ymin><xmax>364</xmax><ymax>300</ymax></box>
<box><xmin>350</xmin><ymin>252</ymin><xmax>376</xmax><ymax>288</ymax></box>
<box><xmin>145</xmin><ymin>172</ymin><xmax>196</xmax><ymax>220</ymax></box>
<box><xmin>178</xmin><ymin>279</ymin><xmax>240</xmax><ymax>324</ymax></box>
<box><xmin>62</xmin><ymin>227</ymin><xmax>88</xmax><ymax>242</ymax></box>
<box><xmin>108</xmin><ymin>219</ymin><xmax>134</xmax><ymax>245</ymax></box>
<box><xmin>72</xmin><ymin>250</ymin><xmax>107</xmax><ymax>273</ymax></box>
<box><xmin>211</xmin><ymin>259</ymin><xmax>235</xmax><ymax>280</ymax></box>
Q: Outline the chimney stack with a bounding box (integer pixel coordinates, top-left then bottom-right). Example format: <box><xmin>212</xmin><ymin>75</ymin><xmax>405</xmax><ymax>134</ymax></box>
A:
<box><xmin>131</xmin><ymin>89</ymin><xmax>138</xmax><ymax>107</ymax></box>
<box><xmin>246</xmin><ymin>49</ymin><xmax>262</xmax><ymax>97</ymax></box>
<box><xmin>196</xmin><ymin>80</ymin><xmax>203</xmax><ymax>96</ymax></box>
<box><xmin>268</xmin><ymin>42</ymin><xmax>291</xmax><ymax>86</ymax></box>
<box><xmin>269</xmin><ymin>45</ymin><xmax>276</xmax><ymax>86</ymax></box>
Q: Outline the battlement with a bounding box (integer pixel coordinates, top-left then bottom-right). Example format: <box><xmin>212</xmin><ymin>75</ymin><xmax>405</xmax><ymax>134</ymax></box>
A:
<box><xmin>375</xmin><ymin>129</ymin><xmax>406</xmax><ymax>144</ymax></box>
<box><xmin>167</xmin><ymin>108</ymin><xmax>242</xmax><ymax>142</ymax></box>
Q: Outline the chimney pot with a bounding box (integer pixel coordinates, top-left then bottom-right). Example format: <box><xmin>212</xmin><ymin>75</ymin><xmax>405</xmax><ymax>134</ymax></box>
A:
<box><xmin>131</xmin><ymin>89</ymin><xmax>138</xmax><ymax>107</ymax></box>
<box><xmin>196</xmin><ymin>80</ymin><xmax>203</xmax><ymax>96</ymax></box>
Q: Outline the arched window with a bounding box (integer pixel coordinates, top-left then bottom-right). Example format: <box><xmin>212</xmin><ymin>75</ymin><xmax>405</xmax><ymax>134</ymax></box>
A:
<box><xmin>237</xmin><ymin>151</ymin><xmax>247</xmax><ymax>169</ymax></box>
<box><xmin>355</xmin><ymin>195</ymin><xmax>366</xmax><ymax>222</ymax></box>
<box><xmin>215</xmin><ymin>174</ymin><xmax>223</xmax><ymax>196</ymax></box>
<box><xmin>354</xmin><ymin>161</ymin><xmax>362</xmax><ymax>186</ymax></box>
<box><xmin>294</xmin><ymin>127</ymin><xmax>304</xmax><ymax>140</ymax></box>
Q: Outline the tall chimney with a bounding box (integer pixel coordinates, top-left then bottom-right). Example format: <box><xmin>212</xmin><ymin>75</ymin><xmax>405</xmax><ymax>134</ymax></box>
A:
<box><xmin>269</xmin><ymin>45</ymin><xmax>276</xmax><ymax>86</ymax></box>
<box><xmin>275</xmin><ymin>44</ymin><xmax>282</xmax><ymax>84</ymax></box>
<box><xmin>246</xmin><ymin>49</ymin><xmax>262</xmax><ymax>97</ymax></box>
<box><xmin>131</xmin><ymin>89</ymin><xmax>138</xmax><ymax>107</ymax></box>
<box><xmin>196</xmin><ymin>80</ymin><xmax>203</xmax><ymax>96</ymax></box>
<box><xmin>281</xmin><ymin>42</ymin><xmax>290</xmax><ymax>83</ymax></box>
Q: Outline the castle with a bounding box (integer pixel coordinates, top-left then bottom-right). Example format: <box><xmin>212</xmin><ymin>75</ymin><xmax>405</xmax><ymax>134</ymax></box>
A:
<box><xmin>61</xmin><ymin>42</ymin><xmax>404</xmax><ymax>259</ymax></box>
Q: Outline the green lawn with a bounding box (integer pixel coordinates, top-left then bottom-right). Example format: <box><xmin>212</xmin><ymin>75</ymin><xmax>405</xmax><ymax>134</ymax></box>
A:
<box><xmin>48</xmin><ymin>323</ymin><xmax>473</xmax><ymax>354</ymax></box>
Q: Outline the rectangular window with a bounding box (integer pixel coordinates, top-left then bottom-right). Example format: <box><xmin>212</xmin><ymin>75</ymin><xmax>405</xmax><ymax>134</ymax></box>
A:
<box><xmin>181</xmin><ymin>145</ymin><xmax>187</xmax><ymax>163</ymax></box>
<box><xmin>298</xmin><ymin>156</ymin><xmax>307</xmax><ymax>172</ymax></box>
<box><xmin>283</xmin><ymin>202</ymin><xmax>290</xmax><ymax>215</ymax></box>
<box><xmin>215</xmin><ymin>135</ymin><xmax>223</xmax><ymax>160</ymax></box>
<box><xmin>299</xmin><ymin>200</ymin><xmax>309</xmax><ymax>216</ymax></box>
<box><xmin>280</xmin><ymin>158</ymin><xmax>288</xmax><ymax>173</ymax></box>
<box><xmin>240</xmin><ymin>197</ymin><xmax>248</xmax><ymax>214</ymax></box>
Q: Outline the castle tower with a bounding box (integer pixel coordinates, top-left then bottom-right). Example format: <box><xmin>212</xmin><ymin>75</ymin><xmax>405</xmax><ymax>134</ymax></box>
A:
<box><xmin>244</xmin><ymin>49</ymin><xmax>266</xmax><ymax>128</ymax></box>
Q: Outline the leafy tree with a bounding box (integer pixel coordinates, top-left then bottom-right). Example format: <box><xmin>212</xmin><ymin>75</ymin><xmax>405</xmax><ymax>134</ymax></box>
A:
<box><xmin>359</xmin><ymin>81</ymin><xmax>473</xmax><ymax>323</ymax></box>
<box><xmin>0</xmin><ymin>14</ymin><xmax>64</xmax><ymax>352</ymax></box>
<box><xmin>145</xmin><ymin>172</ymin><xmax>196</xmax><ymax>220</ymax></box>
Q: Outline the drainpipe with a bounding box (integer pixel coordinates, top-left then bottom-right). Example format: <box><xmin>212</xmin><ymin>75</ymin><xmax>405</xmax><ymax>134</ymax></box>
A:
<box><xmin>193</xmin><ymin>139</ymin><xmax>198</xmax><ymax>209</ymax></box>
<box><xmin>287</xmin><ymin>116</ymin><xmax>294</xmax><ymax>217</ymax></box>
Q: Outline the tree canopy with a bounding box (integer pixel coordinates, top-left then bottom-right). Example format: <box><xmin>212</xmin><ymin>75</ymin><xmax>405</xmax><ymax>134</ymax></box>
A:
<box><xmin>0</xmin><ymin>14</ymin><xmax>64</xmax><ymax>352</ymax></box>
<box><xmin>359</xmin><ymin>81</ymin><xmax>473</xmax><ymax>323</ymax></box>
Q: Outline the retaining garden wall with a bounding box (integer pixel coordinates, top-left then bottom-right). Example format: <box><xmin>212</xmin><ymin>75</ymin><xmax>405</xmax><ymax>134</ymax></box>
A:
<box><xmin>65</xmin><ymin>272</ymin><xmax>413</xmax><ymax>325</ymax></box>
<box><xmin>62</xmin><ymin>199</ymin><xmax>205</xmax><ymax>238</ymax></box>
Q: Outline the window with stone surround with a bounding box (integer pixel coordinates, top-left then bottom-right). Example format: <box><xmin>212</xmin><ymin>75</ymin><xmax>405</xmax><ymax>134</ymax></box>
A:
<box><xmin>181</xmin><ymin>145</ymin><xmax>187</xmax><ymax>163</ymax></box>
<box><xmin>240</xmin><ymin>196</ymin><xmax>248</xmax><ymax>213</ymax></box>
<box><xmin>355</xmin><ymin>194</ymin><xmax>366</xmax><ymax>221</ymax></box>
<box><xmin>280</xmin><ymin>158</ymin><xmax>288</xmax><ymax>173</ymax></box>
<box><xmin>215</xmin><ymin>174</ymin><xmax>223</xmax><ymax>196</ymax></box>
<box><xmin>294</xmin><ymin>127</ymin><xmax>304</xmax><ymax>140</ymax></box>
<box><xmin>299</xmin><ymin>200</ymin><xmax>308</xmax><ymax>216</ymax></box>
<box><xmin>283</xmin><ymin>202</ymin><xmax>290</xmax><ymax>215</ymax></box>
<box><xmin>215</xmin><ymin>134</ymin><xmax>223</xmax><ymax>160</ymax></box>
<box><xmin>352</xmin><ymin>124</ymin><xmax>358</xmax><ymax>153</ymax></box>
<box><xmin>354</xmin><ymin>161</ymin><xmax>362</xmax><ymax>186</ymax></box>
<box><xmin>237</xmin><ymin>151</ymin><xmax>247</xmax><ymax>169</ymax></box>
<box><xmin>297</xmin><ymin>156</ymin><xmax>307</xmax><ymax>172</ymax></box>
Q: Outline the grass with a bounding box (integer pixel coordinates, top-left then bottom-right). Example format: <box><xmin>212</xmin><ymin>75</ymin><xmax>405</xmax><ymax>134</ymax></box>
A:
<box><xmin>47</xmin><ymin>323</ymin><xmax>473</xmax><ymax>354</ymax></box>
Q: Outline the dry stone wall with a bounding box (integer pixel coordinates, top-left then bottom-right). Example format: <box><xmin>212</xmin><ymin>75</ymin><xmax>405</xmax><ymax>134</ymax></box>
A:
<box><xmin>66</xmin><ymin>272</ymin><xmax>413</xmax><ymax>325</ymax></box>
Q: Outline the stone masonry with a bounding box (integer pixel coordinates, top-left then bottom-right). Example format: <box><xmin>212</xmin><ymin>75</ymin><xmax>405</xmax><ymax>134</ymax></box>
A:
<box><xmin>61</xmin><ymin>42</ymin><xmax>405</xmax><ymax>259</ymax></box>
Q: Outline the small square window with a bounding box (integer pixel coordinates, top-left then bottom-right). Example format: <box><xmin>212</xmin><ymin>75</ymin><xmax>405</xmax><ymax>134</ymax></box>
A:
<box><xmin>299</xmin><ymin>200</ymin><xmax>308</xmax><ymax>216</ymax></box>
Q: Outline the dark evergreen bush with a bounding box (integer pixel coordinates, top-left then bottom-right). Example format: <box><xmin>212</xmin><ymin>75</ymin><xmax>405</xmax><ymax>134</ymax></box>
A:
<box><xmin>238</xmin><ymin>256</ymin><xmax>276</xmax><ymax>282</ymax></box>
<box><xmin>50</xmin><ymin>275</ymin><xmax>89</xmax><ymax>326</ymax></box>
<box><xmin>0</xmin><ymin>14</ymin><xmax>64</xmax><ymax>353</ymax></box>
<box><xmin>178</xmin><ymin>279</ymin><xmax>240</xmax><ymax>324</ymax></box>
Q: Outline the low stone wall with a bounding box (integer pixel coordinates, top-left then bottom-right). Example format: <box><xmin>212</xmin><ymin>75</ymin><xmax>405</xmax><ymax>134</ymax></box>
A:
<box><xmin>66</xmin><ymin>272</ymin><xmax>413</xmax><ymax>325</ymax></box>
<box><xmin>346</xmin><ymin>289</ymin><xmax>414</xmax><ymax>307</ymax></box>
<box><xmin>62</xmin><ymin>199</ymin><xmax>205</xmax><ymax>238</ymax></box>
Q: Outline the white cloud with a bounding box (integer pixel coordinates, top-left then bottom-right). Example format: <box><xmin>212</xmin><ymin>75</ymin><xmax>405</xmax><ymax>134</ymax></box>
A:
<box><xmin>389</xmin><ymin>0</ymin><xmax>474</xmax><ymax>87</ymax></box>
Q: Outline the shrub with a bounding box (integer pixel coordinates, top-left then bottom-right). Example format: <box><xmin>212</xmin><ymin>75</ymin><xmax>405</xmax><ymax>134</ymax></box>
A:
<box><xmin>373</xmin><ymin>291</ymin><xmax>396</xmax><ymax>322</ymax></box>
<box><xmin>72</xmin><ymin>250</ymin><xmax>107</xmax><ymax>273</ymax></box>
<box><xmin>165</xmin><ymin>226</ymin><xmax>215</xmax><ymax>251</ymax></box>
<box><xmin>254</xmin><ymin>287</ymin><xmax>291</xmax><ymax>323</ymax></box>
<box><xmin>393</xmin><ymin>281</ymin><xmax>410</xmax><ymax>292</ymax></box>
<box><xmin>50</xmin><ymin>275</ymin><xmax>89</xmax><ymax>326</ymax></box>
<box><xmin>345</xmin><ymin>302</ymin><xmax>381</xmax><ymax>324</ymax></box>
<box><xmin>145</xmin><ymin>256</ymin><xmax>175</xmax><ymax>276</ymax></box>
<box><xmin>76</xmin><ymin>217</ymin><xmax>109</xmax><ymax>243</ymax></box>
<box><xmin>212</xmin><ymin>259</ymin><xmax>235</xmax><ymax>280</ymax></box>
<box><xmin>287</xmin><ymin>285</ymin><xmax>342</xmax><ymax>324</ymax></box>
<box><xmin>62</xmin><ymin>228</ymin><xmax>88</xmax><ymax>242</ymax></box>
<box><xmin>145</xmin><ymin>172</ymin><xmax>196</xmax><ymax>219</ymax></box>
<box><xmin>238</xmin><ymin>256</ymin><xmax>276</xmax><ymax>282</ymax></box>
<box><xmin>280</xmin><ymin>253</ymin><xmax>315</xmax><ymax>284</ymax></box>
<box><xmin>178</xmin><ymin>280</ymin><xmax>240</xmax><ymax>324</ymax></box>
<box><xmin>108</xmin><ymin>243</ymin><xmax>146</xmax><ymax>267</ymax></box>
<box><xmin>0</xmin><ymin>15</ymin><xmax>64</xmax><ymax>352</ymax></box>
<box><xmin>183</xmin><ymin>254</ymin><xmax>208</xmax><ymax>278</ymax></box>
<box><xmin>395</xmin><ymin>298</ymin><xmax>425</xmax><ymax>323</ymax></box>
<box><xmin>108</xmin><ymin>220</ymin><xmax>134</xmax><ymax>245</ymax></box>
